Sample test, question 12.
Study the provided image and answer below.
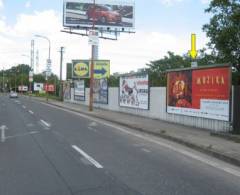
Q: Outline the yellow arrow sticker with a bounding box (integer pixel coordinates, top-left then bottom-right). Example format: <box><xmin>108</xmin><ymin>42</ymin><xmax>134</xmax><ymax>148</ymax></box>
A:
<box><xmin>189</xmin><ymin>33</ymin><xmax>198</xmax><ymax>59</ymax></box>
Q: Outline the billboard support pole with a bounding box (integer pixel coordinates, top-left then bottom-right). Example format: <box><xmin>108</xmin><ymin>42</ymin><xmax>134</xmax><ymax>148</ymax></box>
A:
<box><xmin>89</xmin><ymin>0</ymin><xmax>96</xmax><ymax>112</ymax></box>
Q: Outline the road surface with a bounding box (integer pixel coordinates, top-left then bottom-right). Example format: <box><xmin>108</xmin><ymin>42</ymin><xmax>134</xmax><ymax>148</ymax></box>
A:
<box><xmin>0</xmin><ymin>94</ymin><xmax>240</xmax><ymax>195</ymax></box>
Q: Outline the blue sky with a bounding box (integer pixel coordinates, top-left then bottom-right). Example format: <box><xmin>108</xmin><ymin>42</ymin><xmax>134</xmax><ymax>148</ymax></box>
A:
<box><xmin>0</xmin><ymin>0</ymin><xmax>211</xmax><ymax>76</ymax></box>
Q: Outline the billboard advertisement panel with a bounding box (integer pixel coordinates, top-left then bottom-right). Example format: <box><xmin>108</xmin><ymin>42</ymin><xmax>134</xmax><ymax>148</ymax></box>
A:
<box><xmin>72</xmin><ymin>59</ymin><xmax>110</xmax><ymax>79</ymax></box>
<box><xmin>44</xmin><ymin>84</ymin><xmax>55</xmax><ymax>92</ymax></box>
<box><xmin>63</xmin><ymin>0</ymin><xmax>135</xmax><ymax>29</ymax></box>
<box><xmin>167</xmin><ymin>66</ymin><xmax>231</xmax><ymax>121</ymax></box>
<box><xmin>119</xmin><ymin>74</ymin><xmax>149</xmax><ymax>110</ymax></box>
<box><xmin>93</xmin><ymin>78</ymin><xmax>108</xmax><ymax>104</ymax></box>
<box><xmin>18</xmin><ymin>86</ymin><xmax>28</xmax><ymax>92</ymax></box>
<box><xmin>74</xmin><ymin>80</ymin><xmax>85</xmax><ymax>101</ymax></box>
<box><xmin>63</xmin><ymin>81</ymin><xmax>71</xmax><ymax>100</ymax></box>
<box><xmin>72</xmin><ymin>60</ymin><xmax>90</xmax><ymax>78</ymax></box>
<box><xmin>34</xmin><ymin>83</ymin><xmax>44</xmax><ymax>92</ymax></box>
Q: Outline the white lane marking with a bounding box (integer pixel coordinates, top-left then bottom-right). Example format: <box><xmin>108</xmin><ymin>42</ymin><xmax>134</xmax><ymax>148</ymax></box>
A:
<box><xmin>0</xmin><ymin>125</ymin><xmax>7</xmax><ymax>143</ymax></box>
<box><xmin>28</xmin><ymin>110</ymin><xmax>34</xmax><ymax>115</ymax></box>
<box><xmin>40</xmin><ymin>119</ymin><xmax>51</xmax><ymax>128</ymax></box>
<box><xmin>141</xmin><ymin>148</ymin><xmax>151</xmax><ymax>153</ymax></box>
<box><xmin>41</xmin><ymin>102</ymin><xmax>240</xmax><ymax>178</ymax></box>
<box><xmin>88</xmin><ymin>127</ymin><xmax>97</xmax><ymax>132</ymax></box>
<box><xmin>5</xmin><ymin>131</ymin><xmax>39</xmax><ymax>140</ymax></box>
<box><xmin>22</xmin><ymin>105</ymin><xmax>26</xmax><ymax>109</ymax></box>
<box><xmin>72</xmin><ymin>145</ymin><xmax>103</xmax><ymax>169</ymax></box>
<box><xmin>89</xmin><ymin>122</ymin><xmax>97</xmax><ymax>127</ymax></box>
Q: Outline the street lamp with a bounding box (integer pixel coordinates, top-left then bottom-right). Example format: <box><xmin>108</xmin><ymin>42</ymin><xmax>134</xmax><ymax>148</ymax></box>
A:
<box><xmin>35</xmin><ymin>34</ymin><xmax>51</xmax><ymax>101</ymax></box>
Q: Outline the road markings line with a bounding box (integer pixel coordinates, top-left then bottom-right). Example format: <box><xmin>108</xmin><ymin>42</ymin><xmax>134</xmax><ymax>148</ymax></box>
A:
<box><xmin>141</xmin><ymin>148</ymin><xmax>151</xmax><ymax>153</ymax></box>
<box><xmin>41</xmin><ymin>102</ymin><xmax>240</xmax><ymax>178</ymax></box>
<box><xmin>1</xmin><ymin>125</ymin><xmax>7</xmax><ymax>143</ymax></box>
<box><xmin>5</xmin><ymin>131</ymin><xmax>40</xmax><ymax>140</ymax></box>
<box><xmin>40</xmin><ymin>119</ymin><xmax>51</xmax><ymax>128</ymax></box>
<box><xmin>72</xmin><ymin>145</ymin><xmax>103</xmax><ymax>169</ymax></box>
<box><xmin>22</xmin><ymin>105</ymin><xmax>26</xmax><ymax>109</ymax></box>
<box><xmin>28</xmin><ymin>110</ymin><xmax>34</xmax><ymax>115</ymax></box>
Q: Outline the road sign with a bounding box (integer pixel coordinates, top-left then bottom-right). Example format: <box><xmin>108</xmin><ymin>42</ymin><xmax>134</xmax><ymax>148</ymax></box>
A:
<box><xmin>29</xmin><ymin>71</ymin><xmax>33</xmax><ymax>82</ymax></box>
<box><xmin>188</xmin><ymin>34</ymin><xmax>198</xmax><ymax>59</ymax></box>
<box><xmin>88</xmin><ymin>30</ymin><xmax>99</xmax><ymax>46</ymax></box>
<box><xmin>72</xmin><ymin>60</ymin><xmax>110</xmax><ymax>79</ymax></box>
<box><xmin>93</xmin><ymin>60</ymin><xmax>110</xmax><ymax>79</ymax></box>
<box><xmin>46</xmin><ymin>59</ymin><xmax>52</xmax><ymax>77</ymax></box>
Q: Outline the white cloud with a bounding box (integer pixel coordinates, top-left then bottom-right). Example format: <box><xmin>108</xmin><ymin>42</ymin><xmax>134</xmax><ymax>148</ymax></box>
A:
<box><xmin>0</xmin><ymin>9</ymin><xmax>208</xmax><ymax>79</ymax></box>
<box><xmin>200</xmin><ymin>0</ymin><xmax>211</xmax><ymax>4</ymax></box>
<box><xmin>25</xmin><ymin>1</ymin><xmax>31</xmax><ymax>8</ymax></box>
<box><xmin>0</xmin><ymin>0</ymin><xmax>3</xmax><ymax>8</ymax></box>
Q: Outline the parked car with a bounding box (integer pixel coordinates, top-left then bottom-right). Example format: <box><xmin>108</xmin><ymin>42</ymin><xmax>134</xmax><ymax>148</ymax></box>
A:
<box><xmin>9</xmin><ymin>91</ymin><xmax>18</xmax><ymax>98</ymax></box>
<box><xmin>87</xmin><ymin>5</ymin><xmax>122</xmax><ymax>24</ymax></box>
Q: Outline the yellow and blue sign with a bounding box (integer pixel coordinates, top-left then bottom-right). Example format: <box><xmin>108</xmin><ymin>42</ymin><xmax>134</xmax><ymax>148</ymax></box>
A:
<box><xmin>72</xmin><ymin>60</ymin><xmax>110</xmax><ymax>79</ymax></box>
<box><xmin>94</xmin><ymin>60</ymin><xmax>110</xmax><ymax>79</ymax></box>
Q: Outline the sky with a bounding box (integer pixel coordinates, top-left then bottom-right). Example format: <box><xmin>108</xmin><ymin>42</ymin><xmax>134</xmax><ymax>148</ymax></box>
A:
<box><xmin>0</xmin><ymin>0</ymin><xmax>211</xmax><ymax>79</ymax></box>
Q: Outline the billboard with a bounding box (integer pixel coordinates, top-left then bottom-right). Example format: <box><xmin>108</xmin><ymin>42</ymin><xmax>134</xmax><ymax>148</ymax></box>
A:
<box><xmin>167</xmin><ymin>66</ymin><xmax>231</xmax><ymax>121</ymax></box>
<box><xmin>63</xmin><ymin>0</ymin><xmax>135</xmax><ymax>29</ymax></box>
<box><xmin>63</xmin><ymin>81</ymin><xmax>71</xmax><ymax>100</ymax></box>
<box><xmin>74</xmin><ymin>80</ymin><xmax>85</xmax><ymax>101</ymax></box>
<box><xmin>119</xmin><ymin>74</ymin><xmax>149</xmax><ymax>110</ymax></box>
<box><xmin>18</xmin><ymin>86</ymin><xmax>28</xmax><ymax>92</ymax></box>
<box><xmin>44</xmin><ymin>84</ymin><xmax>55</xmax><ymax>92</ymax></box>
<box><xmin>34</xmin><ymin>83</ymin><xmax>44</xmax><ymax>92</ymax></box>
<box><xmin>72</xmin><ymin>60</ymin><xmax>90</xmax><ymax>78</ymax></box>
<box><xmin>93</xmin><ymin>78</ymin><xmax>108</xmax><ymax>104</ymax></box>
<box><xmin>72</xmin><ymin>59</ymin><xmax>110</xmax><ymax>79</ymax></box>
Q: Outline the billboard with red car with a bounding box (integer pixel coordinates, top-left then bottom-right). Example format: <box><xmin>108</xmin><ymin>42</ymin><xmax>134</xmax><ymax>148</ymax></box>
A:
<box><xmin>63</xmin><ymin>0</ymin><xmax>135</xmax><ymax>29</ymax></box>
<box><xmin>167</xmin><ymin>66</ymin><xmax>231</xmax><ymax>121</ymax></box>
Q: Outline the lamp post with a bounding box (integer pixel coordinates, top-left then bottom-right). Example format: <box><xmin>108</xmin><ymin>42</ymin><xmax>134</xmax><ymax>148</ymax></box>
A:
<box><xmin>35</xmin><ymin>34</ymin><xmax>51</xmax><ymax>101</ymax></box>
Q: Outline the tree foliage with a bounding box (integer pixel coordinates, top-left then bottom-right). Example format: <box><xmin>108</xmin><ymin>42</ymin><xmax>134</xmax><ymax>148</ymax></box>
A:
<box><xmin>203</xmin><ymin>0</ymin><xmax>240</xmax><ymax>68</ymax></box>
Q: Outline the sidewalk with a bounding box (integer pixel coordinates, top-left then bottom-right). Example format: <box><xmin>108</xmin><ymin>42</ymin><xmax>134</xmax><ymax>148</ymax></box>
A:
<box><xmin>33</xmin><ymin>96</ymin><xmax>240</xmax><ymax>167</ymax></box>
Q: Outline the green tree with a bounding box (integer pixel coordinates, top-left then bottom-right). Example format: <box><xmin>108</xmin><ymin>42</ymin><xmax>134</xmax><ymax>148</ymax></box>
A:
<box><xmin>203</xmin><ymin>0</ymin><xmax>240</xmax><ymax>68</ymax></box>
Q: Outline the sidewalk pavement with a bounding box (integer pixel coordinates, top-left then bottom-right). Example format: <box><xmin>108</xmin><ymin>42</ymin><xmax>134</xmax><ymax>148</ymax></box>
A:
<box><xmin>32</xmin><ymin>96</ymin><xmax>240</xmax><ymax>167</ymax></box>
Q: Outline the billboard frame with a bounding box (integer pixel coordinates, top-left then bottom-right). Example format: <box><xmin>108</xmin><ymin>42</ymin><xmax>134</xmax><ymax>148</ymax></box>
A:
<box><xmin>166</xmin><ymin>64</ymin><xmax>232</xmax><ymax>122</ymax></box>
<box><xmin>119</xmin><ymin>73</ymin><xmax>150</xmax><ymax>110</ymax></box>
<box><xmin>63</xmin><ymin>0</ymin><xmax>135</xmax><ymax>31</ymax></box>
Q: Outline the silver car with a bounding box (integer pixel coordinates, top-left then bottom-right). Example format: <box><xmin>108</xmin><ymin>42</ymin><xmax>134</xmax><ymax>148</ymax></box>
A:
<box><xmin>9</xmin><ymin>91</ymin><xmax>18</xmax><ymax>98</ymax></box>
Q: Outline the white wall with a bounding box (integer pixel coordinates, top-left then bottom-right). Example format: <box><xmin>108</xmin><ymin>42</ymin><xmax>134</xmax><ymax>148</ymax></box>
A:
<box><xmin>65</xmin><ymin>87</ymin><xmax>230</xmax><ymax>132</ymax></box>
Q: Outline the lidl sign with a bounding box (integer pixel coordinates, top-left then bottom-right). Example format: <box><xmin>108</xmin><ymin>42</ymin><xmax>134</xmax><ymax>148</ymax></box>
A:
<box><xmin>72</xmin><ymin>60</ymin><xmax>110</xmax><ymax>79</ymax></box>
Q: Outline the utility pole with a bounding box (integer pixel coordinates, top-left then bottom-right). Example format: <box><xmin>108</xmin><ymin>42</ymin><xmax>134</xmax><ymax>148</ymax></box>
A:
<box><xmin>59</xmin><ymin>47</ymin><xmax>65</xmax><ymax>101</ymax></box>
<box><xmin>29</xmin><ymin>40</ymin><xmax>34</xmax><ymax>94</ymax></box>
<box><xmin>2</xmin><ymin>67</ymin><xmax>4</xmax><ymax>93</ymax></box>
<box><xmin>89</xmin><ymin>0</ymin><xmax>96</xmax><ymax>111</ymax></box>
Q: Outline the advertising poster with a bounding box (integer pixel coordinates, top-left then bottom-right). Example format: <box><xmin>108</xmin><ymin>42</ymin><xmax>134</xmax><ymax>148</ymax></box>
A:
<box><xmin>119</xmin><ymin>74</ymin><xmax>149</xmax><ymax>110</ymax></box>
<box><xmin>93</xmin><ymin>78</ymin><xmax>108</xmax><ymax>104</ymax></box>
<box><xmin>34</xmin><ymin>83</ymin><xmax>44</xmax><ymax>92</ymax></box>
<box><xmin>63</xmin><ymin>0</ymin><xmax>135</xmax><ymax>29</ymax></box>
<box><xmin>63</xmin><ymin>82</ymin><xmax>71</xmax><ymax>100</ymax></box>
<box><xmin>74</xmin><ymin>80</ymin><xmax>85</xmax><ymax>101</ymax></box>
<box><xmin>167</xmin><ymin>66</ymin><xmax>231</xmax><ymax>121</ymax></box>
<box><xmin>72</xmin><ymin>60</ymin><xmax>90</xmax><ymax>78</ymax></box>
<box><xmin>44</xmin><ymin>84</ymin><xmax>55</xmax><ymax>92</ymax></box>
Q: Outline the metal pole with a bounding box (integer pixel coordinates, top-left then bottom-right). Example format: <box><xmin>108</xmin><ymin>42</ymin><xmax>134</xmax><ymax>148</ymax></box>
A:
<box><xmin>89</xmin><ymin>0</ymin><xmax>96</xmax><ymax>111</ymax></box>
<box><xmin>59</xmin><ymin>47</ymin><xmax>64</xmax><ymax>101</ymax></box>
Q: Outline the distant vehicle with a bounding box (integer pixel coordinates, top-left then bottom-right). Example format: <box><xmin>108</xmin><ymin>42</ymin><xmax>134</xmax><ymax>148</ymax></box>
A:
<box><xmin>9</xmin><ymin>91</ymin><xmax>18</xmax><ymax>98</ymax></box>
<box><xmin>87</xmin><ymin>5</ymin><xmax>122</xmax><ymax>24</ymax></box>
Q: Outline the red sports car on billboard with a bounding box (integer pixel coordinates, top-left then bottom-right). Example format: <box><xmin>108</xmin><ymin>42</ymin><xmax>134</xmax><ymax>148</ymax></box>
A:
<box><xmin>87</xmin><ymin>5</ymin><xmax>122</xmax><ymax>24</ymax></box>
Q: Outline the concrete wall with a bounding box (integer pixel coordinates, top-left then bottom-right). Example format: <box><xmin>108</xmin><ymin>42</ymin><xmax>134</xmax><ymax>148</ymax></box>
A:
<box><xmin>65</xmin><ymin>87</ymin><xmax>230</xmax><ymax>132</ymax></box>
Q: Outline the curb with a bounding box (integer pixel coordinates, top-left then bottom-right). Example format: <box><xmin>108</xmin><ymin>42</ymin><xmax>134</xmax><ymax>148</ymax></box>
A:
<box><xmin>36</xmin><ymin>98</ymin><xmax>240</xmax><ymax>168</ymax></box>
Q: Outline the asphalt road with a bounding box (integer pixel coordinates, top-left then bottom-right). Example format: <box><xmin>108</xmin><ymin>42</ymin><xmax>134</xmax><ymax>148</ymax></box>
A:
<box><xmin>1</xmin><ymin>94</ymin><xmax>240</xmax><ymax>195</ymax></box>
